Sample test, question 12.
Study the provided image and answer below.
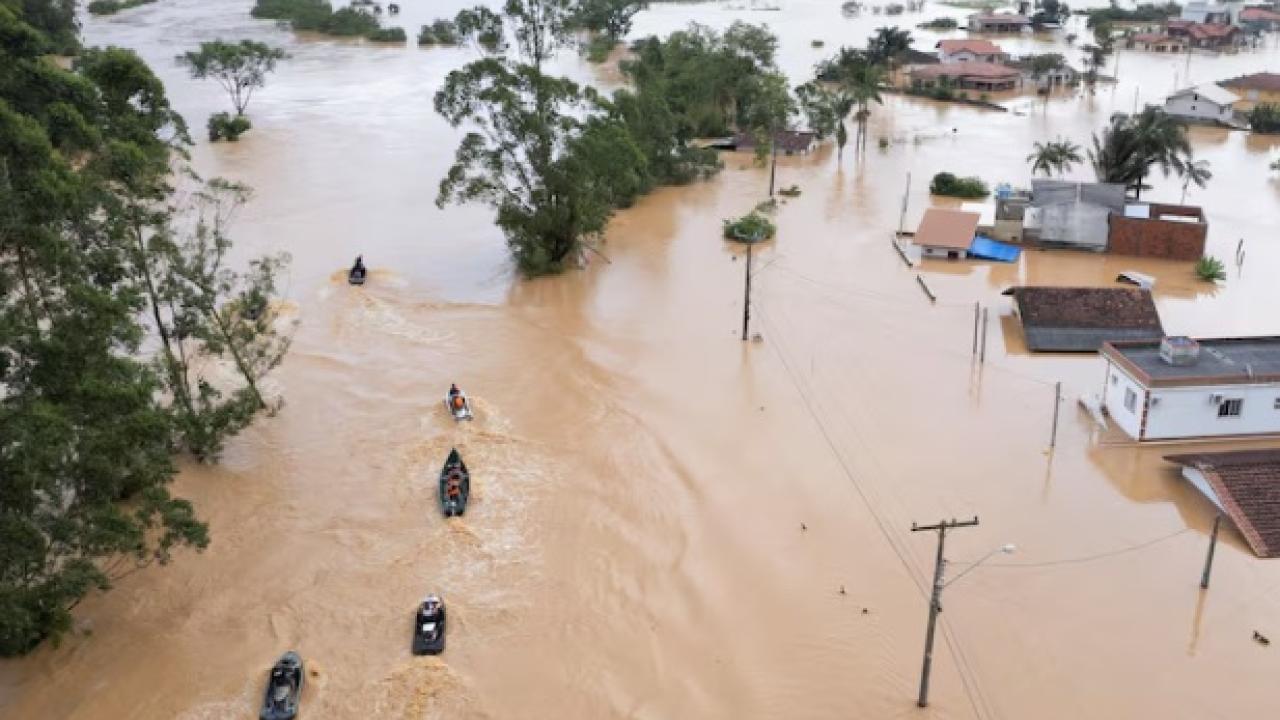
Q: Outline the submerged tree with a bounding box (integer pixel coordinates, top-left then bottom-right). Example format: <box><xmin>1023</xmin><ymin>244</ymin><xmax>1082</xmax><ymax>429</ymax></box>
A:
<box><xmin>1089</xmin><ymin>107</ymin><xmax>1197</xmax><ymax>199</ymax></box>
<box><xmin>1026</xmin><ymin>138</ymin><xmax>1083</xmax><ymax>176</ymax></box>
<box><xmin>797</xmin><ymin>81</ymin><xmax>854</xmax><ymax>161</ymax></box>
<box><xmin>178</xmin><ymin>39</ymin><xmax>288</xmax><ymax>117</ymax></box>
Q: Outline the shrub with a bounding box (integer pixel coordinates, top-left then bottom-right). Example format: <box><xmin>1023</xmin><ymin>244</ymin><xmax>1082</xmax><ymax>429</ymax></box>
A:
<box><xmin>88</xmin><ymin>0</ymin><xmax>155</xmax><ymax>14</ymax></box>
<box><xmin>929</xmin><ymin>172</ymin><xmax>989</xmax><ymax>198</ymax></box>
<box><xmin>418</xmin><ymin>19</ymin><xmax>459</xmax><ymax>45</ymax></box>
<box><xmin>1195</xmin><ymin>255</ymin><xmax>1226</xmax><ymax>282</ymax></box>
<box><xmin>325</xmin><ymin>7</ymin><xmax>379</xmax><ymax>36</ymax></box>
<box><xmin>252</xmin><ymin>0</ymin><xmax>327</xmax><ymax>21</ymax></box>
<box><xmin>207</xmin><ymin>112</ymin><xmax>253</xmax><ymax>142</ymax></box>
<box><xmin>723</xmin><ymin>212</ymin><xmax>777</xmax><ymax>243</ymax></box>
<box><xmin>778</xmin><ymin>185</ymin><xmax>801</xmax><ymax>197</ymax></box>
<box><xmin>1249</xmin><ymin>103</ymin><xmax>1280</xmax><ymax>134</ymax></box>
<box><xmin>918</xmin><ymin>17</ymin><xmax>958</xmax><ymax>29</ymax></box>
<box><xmin>366</xmin><ymin>27</ymin><xmax>406</xmax><ymax>42</ymax></box>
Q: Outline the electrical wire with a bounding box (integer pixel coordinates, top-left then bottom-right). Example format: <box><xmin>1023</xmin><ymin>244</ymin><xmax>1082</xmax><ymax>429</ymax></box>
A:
<box><xmin>983</xmin><ymin>528</ymin><xmax>1194</xmax><ymax>569</ymax></box>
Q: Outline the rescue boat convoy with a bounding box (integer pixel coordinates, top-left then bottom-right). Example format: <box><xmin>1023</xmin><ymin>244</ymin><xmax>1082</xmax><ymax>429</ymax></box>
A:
<box><xmin>259</xmin><ymin>259</ymin><xmax>465</xmax><ymax>718</ymax></box>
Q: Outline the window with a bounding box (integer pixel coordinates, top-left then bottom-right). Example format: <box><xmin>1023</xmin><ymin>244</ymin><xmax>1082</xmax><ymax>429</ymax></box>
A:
<box><xmin>1124</xmin><ymin>388</ymin><xmax>1137</xmax><ymax>412</ymax></box>
<box><xmin>1273</xmin><ymin>397</ymin><xmax>1280</xmax><ymax>410</ymax></box>
<box><xmin>1218</xmin><ymin>398</ymin><xmax>1243</xmax><ymax>418</ymax></box>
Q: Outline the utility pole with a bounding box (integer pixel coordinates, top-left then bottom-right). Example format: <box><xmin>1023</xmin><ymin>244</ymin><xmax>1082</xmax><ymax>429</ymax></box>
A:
<box><xmin>911</xmin><ymin>516</ymin><xmax>980</xmax><ymax>708</ymax></box>
<box><xmin>1200</xmin><ymin>514</ymin><xmax>1221</xmax><ymax>589</ymax></box>
<box><xmin>768</xmin><ymin>126</ymin><xmax>779</xmax><ymax>197</ymax></box>
<box><xmin>741</xmin><ymin>243</ymin><xmax>753</xmax><ymax>341</ymax></box>
<box><xmin>898</xmin><ymin>172</ymin><xmax>912</xmax><ymax>236</ymax></box>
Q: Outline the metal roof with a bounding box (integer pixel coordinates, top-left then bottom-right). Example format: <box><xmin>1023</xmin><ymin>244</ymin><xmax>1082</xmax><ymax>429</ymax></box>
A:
<box><xmin>1170</xmin><ymin>83</ymin><xmax>1241</xmax><ymax>106</ymax></box>
<box><xmin>1103</xmin><ymin>336</ymin><xmax>1280</xmax><ymax>386</ymax></box>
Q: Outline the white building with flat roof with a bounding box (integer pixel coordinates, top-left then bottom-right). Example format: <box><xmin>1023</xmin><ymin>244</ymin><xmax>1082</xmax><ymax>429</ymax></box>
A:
<box><xmin>1101</xmin><ymin>336</ymin><xmax>1280</xmax><ymax>441</ymax></box>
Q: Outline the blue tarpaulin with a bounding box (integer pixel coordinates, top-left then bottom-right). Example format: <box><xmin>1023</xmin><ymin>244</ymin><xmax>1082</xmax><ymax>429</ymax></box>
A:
<box><xmin>968</xmin><ymin>235</ymin><xmax>1021</xmax><ymax>263</ymax></box>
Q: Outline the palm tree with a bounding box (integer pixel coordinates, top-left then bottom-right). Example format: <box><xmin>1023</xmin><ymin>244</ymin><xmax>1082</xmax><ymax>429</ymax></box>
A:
<box><xmin>797</xmin><ymin>81</ymin><xmax>855</xmax><ymax>161</ymax></box>
<box><xmin>867</xmin><ymin>26</ymin><xmax>913</xmax><ymax>69</ymax></box>
<box><xmin>1180</xmin><ymin>159</ymin><xmax>1212</xmax><ymax>204</ymax></box>
<box><xmin>1026</xmin><ymin>139</ymin><xmax>1083</xmax><ymax>176</ymax></box>
<box><xmin>1089</xmin><ymin>107</ymin><xmax>1194</xmax><ymax>199</ymax></box>
<box><xmin>846</xmin><ymin>61</ymin><xmax>885</xmax><ymax>151</ymax></box>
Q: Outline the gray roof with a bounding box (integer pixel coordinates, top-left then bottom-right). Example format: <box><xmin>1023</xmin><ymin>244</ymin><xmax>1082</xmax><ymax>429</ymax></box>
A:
<box><xmin>1170</xmin><ymin>83</ymin><xmax>1240</xmax><ymax>107</ymax></box>
<box><xmin>1105</xmin><ymin>337</ymin><xmax>1280</xmax><ymax>386</ymax></box>
<box><xmin>1011</xmin><ymin>287</ymin><xmax>1164</xmax><ymax>352</ymax></box>
<box><xmin>1025</xmin><ymin>327</ymin><xmax>1164</xmax><ymax>353</ymax></box>
<box><xmin>1029</xmin><ymin>180</ymin><xmax>1126</xmax><ymax>250</ymax></box>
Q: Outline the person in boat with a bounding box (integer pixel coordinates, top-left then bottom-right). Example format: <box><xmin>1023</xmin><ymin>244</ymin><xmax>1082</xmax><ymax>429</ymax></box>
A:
<box><xmin>351</xmin><ymin>255</ymin><xmax>366</xmax><ymax>278</ymax></box>
<box><xmin>449</xmin><ymin>384</ymin><xmax>465</xmax><ymax>410</ymax></box>
<box><xmin>446</xmin><ymin>471</ymin><xmax>462</xmax><ymax>498</ymax></box>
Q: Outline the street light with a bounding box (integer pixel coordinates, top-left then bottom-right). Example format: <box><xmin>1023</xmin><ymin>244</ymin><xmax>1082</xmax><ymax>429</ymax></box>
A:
<box><xmin>914</xmin><ymin>532</ymin><xmax>1015</xmax><ymax>709</ymax></box>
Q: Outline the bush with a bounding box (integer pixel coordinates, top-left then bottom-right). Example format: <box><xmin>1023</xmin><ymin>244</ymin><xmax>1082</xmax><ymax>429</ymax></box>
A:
<box><xmin>87</xmin><ymin>0</ymin><xmax>155</xmax><ymax>14</ymax></box>
<box><xmin>778</xmin><ymin>185</ymin><xmax>801</xmax><ymax>197</ymax></box>
<box><xmin>366</xmin><ymin>27</ymin><xmax>406</xmax><ymax>42</ymax></box>
<box><xmin>252</xmin><ymin>0</ymin><xmax>381</xmax><ymax>37</ymax></box>
<box><xmin>723</xmin><ymin>212</ymin><xmax>777</xmax><ymax>243</ymax></box>
<box><xmin>1249</xmin><ymin>103</ymin><xmax>1280</xmax><ymax>134</ymax></box>
<box><xmin>325</xmin><ymin>7</ymin><xmax>379</xmax><ymax>36</ymax></box>
<box><xmin>207</xmin><ymin>112</ymin><xmax>253</xmax><ymax>142</ymax></box>
<box><xmin>1086</xmin><ymin>2</ymin><xmax>1181</xmax><ymax>28</ymax></box>
<box><xmin>252</xmin><ymin>0</ymin><xmax>327</xmax><ymax>20</ymax></box>
<box><xmin>1195</xmin><ymin>255</ymin><xmax>1226</xmax><ymax>282</ymax></box>
<box><xmin>418</xmin><ymin>19</ymin><xmax>459</xmax><ymax>45</ymax></box>
<box><xmin>929</xmin><ymin>172</ymin><xmax>989</xmax><ymax>198</ymax></box>
<box><xmin>929</xmin><ymin>85</ymin><xmax>954</xmax><ymax>100</ymax></box>
<box><xmin>918</xmin><ymin>17</ymin><xmax>958</xmax><ymax>29</ymax></box>
<box><xmin>811</xmin><ymin>39</ymin><xmax>825</xmax><ymax>48</ymax></box>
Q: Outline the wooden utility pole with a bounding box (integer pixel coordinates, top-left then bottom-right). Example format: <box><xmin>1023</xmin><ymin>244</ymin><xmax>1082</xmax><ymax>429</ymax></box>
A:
<box><xmin>1049</xmin><ymin>381</ymin><xmax>1062</xmax><ymax>448</ymax></box>
<box><xmin>768</xmin><ymin>127</ymin><xmax>779</xmax><ymax>197</ymax></box>
<box><xmin>741</xmin><ymin>243</ymin><xmax>753</xmax><ymax>341</ymax></box>
<box><xmin>911</xmin><ymin>516</ymin><xmax>980</xmax><ymax>708</ymax></box>
<box><xmin>1201</xmin><ymin>514</ymin><xmax>1221</xmax><ymax>589</ymax></box>
<box><xmin>898</xmin><ymin>172</ymin><xmax>912</xmax><ymax>235</ymax></box>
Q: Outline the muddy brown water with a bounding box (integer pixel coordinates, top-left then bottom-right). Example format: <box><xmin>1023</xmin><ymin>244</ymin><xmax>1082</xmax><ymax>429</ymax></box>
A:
<box><xmin>3</xmin><ymin>1</ymin><xmax>1280</xmax><ymax>718</ymax></box>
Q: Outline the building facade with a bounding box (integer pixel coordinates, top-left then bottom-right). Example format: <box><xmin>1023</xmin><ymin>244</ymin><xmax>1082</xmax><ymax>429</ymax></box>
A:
<box><xmin>1107</xmin><ymin>203</ymin><xmax>1208</xmax><ymax>260</ymax></box>
<box><xmin>1102</xmin><ymin>337</ymin><xmax>1280</xmax><ymax>441</ymax></box>
<box><xmin>936</xmin><ymin>39</ymin><xmax>1008</xmax><ymax>64</ymax></box>
<box><xmin>1163</xmin><ymin>84</ymin><xmax>1239</xmax><ymax>123</ymax></box>
<box><xmin>1220</xmin><ymin>72</ymin><xmax>1280</xmax><ymax>112</ymax></box>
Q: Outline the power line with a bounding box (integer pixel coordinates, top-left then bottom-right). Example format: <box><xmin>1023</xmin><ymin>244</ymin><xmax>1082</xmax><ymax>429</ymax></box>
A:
<box><xmin>983</xmin><ymin>528</ymin><xmax>1194</xmax><ymax>570</ymax></box>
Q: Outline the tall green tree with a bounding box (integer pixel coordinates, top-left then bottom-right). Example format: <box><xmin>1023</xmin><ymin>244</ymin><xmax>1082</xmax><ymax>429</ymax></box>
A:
<box><xmin>797</xmin><ymin>80</ymin><xmax>854</xmax><ymax>161</ymax></box>
<box><xmin>569</xmin><ymin>0</ymin><xmax>646</xmax><ymax>40</ymax></box>
<box><xmin>1026</xmin><ymin>138</ymin><xmax>1082</xmax><ymax>176</ymax></box>
<box><xmin>1089</xmin><ymin>107</ymin><xmax>1196</xmax><ymax>199</ymax></box>
<box><xmin>177</xmin><ymin>39</ymin><xmax>288</xmax><ymax>117</ymax></box>
<box><xmin>866</xmin><ymin>25</ymin><xmax>912</xmax><ymax>69</ymax></box>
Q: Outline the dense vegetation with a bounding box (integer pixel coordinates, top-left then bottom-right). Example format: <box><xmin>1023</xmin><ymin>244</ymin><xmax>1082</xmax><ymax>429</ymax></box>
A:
<box><xmin>1249</xmin><ymin>103</ymin><xmax>1280</xmax><ymax>134</ymax></box>
<box><xmin>0</xmin><ymin>0</ymin><xmax>291</xmax><ymax>655</ymax></box>
<box><xmin>87</xmin><ymin>0</ymin><xmax>155</xmax><ymax>15</ymax></box>
<box><xmin>930</xmin><ymin>172</ymin><xmax>990</xmax><ymax>198</ymax></box>
<box><xmin>250</xmin><ymin>0</ymin><xmax>393</xmax><ymax>40</ymax></box>
<box><xmin>723</xmin><ymin>212</ymin><xmax>776</xmax><ymax>242</ymax></box>
<box><xmin>366</xmin><ymin>26</ymin><xmax>406</xmax><ymax>42</ymax></box>
<box><xmin>418</xmin><ymin>19</ymin><xmax>459</xmax><ymax>45</ymax></box>
<box><xmin>917</xmin><ymin>17</ymin><xmax>957</xmax><ymax>29</ymax></box>
<box><xmin>570</xmin><ymin>0</ymin><xmax>646</xmax><ymax>61</ymax></box>
<box><xmin>1084</xmin><ymin>2</ymin><xmax>1180</xmax><ymax>28</ymax></box>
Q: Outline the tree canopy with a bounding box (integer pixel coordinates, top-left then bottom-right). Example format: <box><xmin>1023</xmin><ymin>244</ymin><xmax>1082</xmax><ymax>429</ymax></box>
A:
<box><xmin>1089</xmin><ymin>107</ymin><xmax>1197</xmax><ymax>199</ymax></box>
<box><xmin>178</xmin><ymin>39</ymin><xmax>288</xmax><ymax>117</ymax></box>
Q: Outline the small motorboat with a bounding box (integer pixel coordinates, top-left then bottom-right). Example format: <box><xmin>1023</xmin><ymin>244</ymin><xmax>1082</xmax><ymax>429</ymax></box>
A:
<box><xmin>348</xmin><ymin>256</ymin><xmax>367</xmax><ymax>286</ymax></box>
<box><xmin>259</xmin><ymin>651</ymin><xmax>304</xmax><ymax>720</ymax></box>
<box><xmin>444</xmin><ymin>386</ymin><xmax>473</xmax><ymax>421</ymax></box>
<box><xmin>438</xmin><ymin>448</ymin><xmax>471</xmax><ymax>517</ymax></box>
<box><xmin>412</xmin><ymin>594</ymin><xmax>447</xmax><ymax>655</ymax></box>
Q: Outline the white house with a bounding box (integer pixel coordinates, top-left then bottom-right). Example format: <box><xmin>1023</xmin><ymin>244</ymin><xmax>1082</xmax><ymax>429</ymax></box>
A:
<box><xmin>1101</xmin><ymin>336</ymin><xmax>1280</xmax><ymax>441</ymax></box>
<box><xmin>936</xmin><ymin>39</ymin><xmax>1008</xmax><ymax>64</ymax></box>
<box><xmin>1163</xmin><ymin>84</ymin><xmax>1239</xmax><ymax>123</ymax></box>
<box><xmin>1181</xmin><ymin>1</ymin><xmax>1244</xmax><ymax>25</ymax></box>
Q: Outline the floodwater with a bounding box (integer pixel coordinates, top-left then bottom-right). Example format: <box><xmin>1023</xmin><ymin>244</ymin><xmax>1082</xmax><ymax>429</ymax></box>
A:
<box><xmin>3</xmin><ymin>0</ymin><xmax>1280</xmax><ymax>718</ymax></box>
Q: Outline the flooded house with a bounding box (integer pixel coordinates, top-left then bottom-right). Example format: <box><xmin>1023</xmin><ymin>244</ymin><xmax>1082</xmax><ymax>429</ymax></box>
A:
<box><xmin>935</xmin><ymin>39</ymin><xmax>1008</xmax><ymax>64</ymax></box>
<box><xmin>1240</xmin><ymin>7</ymin><xmax>1280</xmax><ymax>32</ymax></box>
<box><xmin>1219</xmin><ymin>71</ymin><xmax>1280</xmax><ymax>111</ymax></box>
<box><xmin>1005</xmin><ymin>286</ymin><xmax>1164</xmax><ymax>352</ymax></box>
<box><xmin>909</xmin><ymin>62</ymin><xmax>1022</xmax><ymax>91</ymax></box>
<box><xmin>1166</xmin><ymin>19</ymin><xmax>1242</xmax><ymax>49</ymax></box>
<box><xmin>1127</xmin><ymin>33</ymin><xmax>1187</xmax><ymax>52</ymax></box>
<box><xmin>728</xmin><ymin>129</ymin><xmax>817</xmax><ymax>155</ymax></box>
<box><xmin>967</xmin><ymin>12</ymin><xmax>1031</xmax><ymax>33</ymax></box>
<box><xmin>1102</xmin><ymin>336</ymin><xmax>1280</xmax><ymax>440</ymax></box>
<box><xmin>911</xmin><ymin>208</ymin><xmax>980</xmax><ymax>259</ymax></box>
<box><xmin>1020</xmin><ymin>179</ymin><xmax>1126</xmax><ymax>251</ymax></box>
<box><xmin>1180</xmin><ymin>0</ymin><xmax>1245</xmax><ymax>25</ymax></box>
<box><xmin>1107</xmin><ymin>202</ymin><xmax>1208</xmax><ymax>260</ymax></box>
<box><xmin>1162</xmin><ymin>83</ymin><xmax>1240</xmax><ymax>124</ymax></box>
<box><xmin>1165</xmin><ymin>450</ymin><xmax>1280</xmax><ymax>558</ymax></box>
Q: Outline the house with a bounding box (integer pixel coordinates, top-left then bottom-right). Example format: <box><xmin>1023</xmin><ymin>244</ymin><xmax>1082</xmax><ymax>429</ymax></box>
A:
<box><xmin>1163</xmin><ymin>84</ymin><xmax>1240</xmax><ymax>123</ymax></box>
<box><xmin>1240</xmin><ymin>6</ymin><xmax>1280</xmax><ymax>31</ymax></box>
<box><xmin>1022</xmin><ymin>180</ymin><xmax>1127</xmax><ymax>251</ymax></box>
<box><xmin>1167</xmin><ymin>19</ymin><xmax>1242</xmax><ymax>48</ymax></box>
<box><xmin>968</xmin><ymin>13</ymin><xmax>1032</xmax><ymax>32</ymax></box>
<box><xmin>1128</xmin><ymin>32</ymin><xmax>1187</xmax><ymax>52</ymax></box>
<box><xmin>1180</xmin><ymin>1</ymin><xmax>1244</xmax><ymax>25</ymax></box>
<box><xmin>1007</xmin><ymin>287</ymin><xmax>1164</xmax><ymax>352</ymax></box>
<box><xmin>913</xmin><ymin>208</ymin><xmax>980</xmax><ymax>259</ymax></box>
<box><xmin>731</xmin><ymin>129</ymin><xmax>816</xmax><ymax>155</ymax></box>
<box><xmin>1107</xmin><ymin>203</ymin><xmax>1208</xmax><ymax>260</ymax></box>
<box><xmin>1101</xmin><ymin>335</ymin><xmax>1280</xmax><ymax>441</ymax></box>
<box><xmin>1165</xmin><ymin>450</ymin><xmax>1280</xmax><ymax>558</ymax></box>
<box><xmin>1220</xmin><ymin>72</ymin><xmax>1280</xmax><ymax>111</ymax></box>
<box><xmin>909</xmin><ymin>62</ymin><xmax>1022</xmax><ymax>91</ymax></box>
<box><xmin>936</xmin><ymin>39</ymin><xmax>1008</xmax><ymax>64</ymax></box>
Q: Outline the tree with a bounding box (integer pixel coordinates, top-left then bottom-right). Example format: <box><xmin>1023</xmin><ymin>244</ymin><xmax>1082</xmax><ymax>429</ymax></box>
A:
<box><xmin>1248</xmin><ymin>103</ymin><xmax>1280</xmax><ymax>133</ymax></box>
<box><xmin>1025</xmin><ymin>53</ymin><xmax>1066</xmax><ymax>88</ymax></box>
<box><xmin>1080</xmin><ymin>43</ymin><xmax>1108</xmax><ymax>84</ymax></box>
<box><xmin>1</xmin><ymin>2</ymin><xmax>208</xmax><ymax>655</ymax></box>
<box><xmin>1179</xmin><ymin>158</ymin><xmax>1212</xmax><ymax>204</ymax></box>
<box><xmin>797</xmin><ymin>81</ymin><xmax>854</xmax><ymax>161</ymax></box>
<box><xmin>177</xmin><ymin>40</ymin><xmax>288</xmax><ymax>117</ymax></box>
<box><xmin>866</xmin><ymin>25</ymin><xmax>912</xmax><ymax>69</ymax></box>
<box><xmin>570</xmin><ymin>0</ymin><xmax>646</xmax><ymax>40</ymax></box>
<box><xmin>1089</xmin><ymin>107</ymin><xmax>1195</xmax><ymax>199</ymax></box>
<box><xmin>1026</xmin><ymin>138</ymin><xmax>1082</xmax><ymax>176</ymax></box>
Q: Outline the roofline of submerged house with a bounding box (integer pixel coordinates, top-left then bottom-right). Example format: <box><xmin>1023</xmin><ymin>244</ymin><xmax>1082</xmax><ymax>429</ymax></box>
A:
<box><xmin>1101</xmin><ymin>336</ymin><xmax>1280</xmax><ymax>388</ymax></box>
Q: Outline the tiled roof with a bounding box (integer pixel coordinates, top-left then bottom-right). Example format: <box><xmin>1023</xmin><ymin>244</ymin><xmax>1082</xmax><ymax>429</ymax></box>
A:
<box><xmin>732</xmin><ymin>129</ymin><xmax>816</xmax><ymax>154</ymax></box>
<box><xmin>911</xmin><ymin>61</ymin><xmax>1021</xmax><ymax>80</ymax></box>
<box><xmin>1165</xmin><ymin>450</ymin><xmax>1280</xmax><ymax>558</ymax></box>
<box><xmin>1188</xmin><ymin>22</ymin><xmax>1238</xmax><ymax>39</ymax></box>
<box><xmin>1221</xmin><ymin>72</ymin><xmax>1280</xmax><ymax>93</ymax></box>
<box><xmin>1241</xmin><ymin>7</ymin><xmax>1280</xmax><ymax>22</ymax></box>
<box><xmin>1009</xmin><ymin>287</ymin><xmax>1164</xmax><ymax>352</ymax></box>
<box><xmin>937</xmin><ymin>39</ymin><xmax>1005</xmax><ymax>55</ymax></box>
<box><xmin>970</xmin><ymin>12</ymin><xmax>1030</xmax><ymax>23</ymax></box>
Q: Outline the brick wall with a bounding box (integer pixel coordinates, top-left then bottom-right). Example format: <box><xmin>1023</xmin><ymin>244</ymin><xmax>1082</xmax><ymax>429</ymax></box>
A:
<box><xmin>1107</xmin><ymin>204</ymin><xmax>1207</xmax><ymax>261</ymax></box>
